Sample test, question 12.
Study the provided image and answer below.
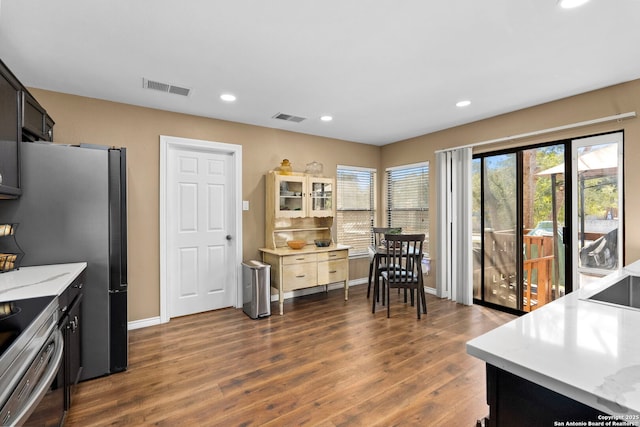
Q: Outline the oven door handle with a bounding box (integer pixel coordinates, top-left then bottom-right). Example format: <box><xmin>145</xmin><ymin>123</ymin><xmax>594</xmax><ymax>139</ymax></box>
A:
<box><xmin>12</xmin><ymin>329</ymin><xmax>64</xmax><ymax>427</ymax></box>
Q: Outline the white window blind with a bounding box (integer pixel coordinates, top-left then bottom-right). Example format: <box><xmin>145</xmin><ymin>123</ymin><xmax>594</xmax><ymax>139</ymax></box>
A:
<box><xmin>386</xmin><ymin>162</ymin><xmax>429</xmax><ymax>246</ymax></box>
<box><xmin>336</xmin><ymin>166</ymin><xmax>376</xmax><ymax>256</ymax></box>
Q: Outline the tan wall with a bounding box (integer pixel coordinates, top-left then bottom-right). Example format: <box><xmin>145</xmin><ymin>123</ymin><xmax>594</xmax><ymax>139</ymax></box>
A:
<box><xmin>30</xmin><ymin>78</ymin><xmax>640</xmax><ymax>321</ymax></box>
<box><xmin>30</xmin><ymin>89</ymin><xmax>379</xmax><ymax>321</ymax></box>
<box><xmin>382</xmin><ymin>79</ymin><xmax>640</xmax><ymax>284</ymax></box>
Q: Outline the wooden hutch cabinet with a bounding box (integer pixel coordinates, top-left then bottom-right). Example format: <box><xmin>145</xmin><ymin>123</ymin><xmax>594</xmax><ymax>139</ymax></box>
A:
<box><xmin>270</xmin><ymin>172</ymin><xmax>334</xmax><ymax>218</ymax></box>
<box><xmin>260</xmin><ymin>171</ymin><xmax>349</xmax><ymax>315</ymax></box>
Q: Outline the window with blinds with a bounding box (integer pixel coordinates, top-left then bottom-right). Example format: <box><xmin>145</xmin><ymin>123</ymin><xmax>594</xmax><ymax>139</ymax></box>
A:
<box><xmin>336</xmin><ymin>166</ymin><xmax>376</xmax><ymax>256</ymax></box>
<box><xmin>386</xmin><ymin>162</ymin><xmax>429</xmax><ymax>246</ymax></box>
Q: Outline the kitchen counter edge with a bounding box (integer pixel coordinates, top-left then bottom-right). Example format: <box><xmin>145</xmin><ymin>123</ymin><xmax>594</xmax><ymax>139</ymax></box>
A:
<box><xmin>0</xmin><ymin>263</ymin><xmax>88</xmax><ymax>300</ymax></box>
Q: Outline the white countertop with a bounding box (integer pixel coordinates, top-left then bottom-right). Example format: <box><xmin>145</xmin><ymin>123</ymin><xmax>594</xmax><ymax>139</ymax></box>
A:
<box><xmin>0</xmin><ymin>263</ymin><xmax>87</xmax><ymax>301</ymax></box>
<box><xmin>467</xmin><ymin>260</ymin><xmax>640</xmax><ymax>420</ymax></box>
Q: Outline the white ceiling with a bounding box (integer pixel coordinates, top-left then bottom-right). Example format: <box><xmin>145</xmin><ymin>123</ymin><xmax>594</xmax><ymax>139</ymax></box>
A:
<box><xmin>1</xmin><ymin>0</ymin><xmax>639</xmax><ymax>146</ymax></box>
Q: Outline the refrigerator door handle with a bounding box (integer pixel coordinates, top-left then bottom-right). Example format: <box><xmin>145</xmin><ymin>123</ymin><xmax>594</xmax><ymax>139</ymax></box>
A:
<box><xmin>119</xmin><ymin>148</ymin><xmax>128</xmax><ymax>286</ymax></box>
<box><xmin>108</xmin><ymin>148</ymin><xmax>128</xmax><ymax>290</ymax></box>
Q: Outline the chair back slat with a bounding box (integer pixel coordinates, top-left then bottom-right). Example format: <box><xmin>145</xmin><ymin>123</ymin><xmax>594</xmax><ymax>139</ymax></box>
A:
<box><xmin>376</xmin><ymin>233</ymin><xmax>427</xmax><ymax>318</ymax></box>
<box><xmin>384</xmin><ymin>233</ymin><xmax>424</xmax><ymax>287</ymax></box>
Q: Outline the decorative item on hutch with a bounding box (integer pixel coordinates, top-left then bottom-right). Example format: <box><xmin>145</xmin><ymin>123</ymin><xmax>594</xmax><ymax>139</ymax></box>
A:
<box><xmin>276</xmin><ymin>159</ymin><xmax>293</xmax><ymax>175</ymax></box>
<box><xmin>305</xmin><ymin>161</ymin><xmax>323</xmax><ymax>176</ymax></box>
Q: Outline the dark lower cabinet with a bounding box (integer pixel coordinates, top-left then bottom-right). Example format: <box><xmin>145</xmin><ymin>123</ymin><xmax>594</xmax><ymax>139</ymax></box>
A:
<box><xmin>57</xmin><ymin>271</ymin><xmax>84</xmax><ymax>412</ymax></box>
<box><xmin>484</xmin><ymin>364</ymin><xmax>606</xmax><ymax>427</ymax></box>
<box><xmin>65</xmin><ymin>292</ymin><xmax>82</xmax><ymax>409</ymax></box>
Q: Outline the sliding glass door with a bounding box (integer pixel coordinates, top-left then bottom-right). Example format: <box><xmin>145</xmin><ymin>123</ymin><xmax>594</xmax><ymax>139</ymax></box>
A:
<box><xmin>473</xmin><ymin>143</ymin><xmax>568</xmax><ymax>312</ymax></box>
<box><xmin>479</xmin><ymin>153</ymin><xmax>518</xmax><ymax>308</ymax></box>
<box><xmin>572</xmin><ymin>132</ymin><xmax>623</xmax><ymax>288</ymax></box>
<box><xmin>522</xmin><ymin>144</ymin><xmax>566</xmax><ymax>311</ymax></box>
<box><xmin>473</xmin><ymin>132</ymin><xmax>624</xmax><ymax>313</ymax></box>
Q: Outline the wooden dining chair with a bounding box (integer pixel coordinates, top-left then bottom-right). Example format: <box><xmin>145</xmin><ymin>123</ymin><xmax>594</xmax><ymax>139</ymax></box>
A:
<box><xmin>376</xmin><ymin>233</ymin><xmax>427</xmax><ymax>319</ymax></box>
<box><xmin>367</xmin><ymin>227</ymin><xmax>402</xmax><ymax>299</ymax></box>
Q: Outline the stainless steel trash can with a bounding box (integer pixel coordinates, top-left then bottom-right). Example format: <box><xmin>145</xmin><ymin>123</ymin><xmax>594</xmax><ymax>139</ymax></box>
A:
<box><xmin>242</xmin><ymin>260</ymin><xmax>271</xmax><ymax>319</ymax></box>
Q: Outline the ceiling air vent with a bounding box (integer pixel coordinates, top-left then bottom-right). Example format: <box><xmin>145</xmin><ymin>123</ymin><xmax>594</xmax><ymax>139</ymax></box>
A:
<box><xmin>143</xmin><ymin>78</ymin><xmax>191</xmax><ymax>97</ymax></box>
<box><xmin>273</xmin><ymin>112</ymin><xmax>307</xmax><ymax>123</ymax></box>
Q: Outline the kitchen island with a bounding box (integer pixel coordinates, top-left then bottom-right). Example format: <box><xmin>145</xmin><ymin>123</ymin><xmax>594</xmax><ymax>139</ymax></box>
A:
<box><xmin>467</xmin><ymin>261</ymin><xmax>640</xmax><ymax>426</ymax></box>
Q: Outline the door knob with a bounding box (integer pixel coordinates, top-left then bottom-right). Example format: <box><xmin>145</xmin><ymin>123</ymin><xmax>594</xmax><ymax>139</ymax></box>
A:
<box><xmin>226</xmin><ymin>235</ymin><xmax>232</xmax><ymax>240</ymax></box>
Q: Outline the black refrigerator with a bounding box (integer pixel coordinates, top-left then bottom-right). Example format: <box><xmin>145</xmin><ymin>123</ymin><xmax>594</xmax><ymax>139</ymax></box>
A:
<box><xmin>0</xmin><ymin>141</ymin><xmax>128</xmax><ymax>380</ymax></box>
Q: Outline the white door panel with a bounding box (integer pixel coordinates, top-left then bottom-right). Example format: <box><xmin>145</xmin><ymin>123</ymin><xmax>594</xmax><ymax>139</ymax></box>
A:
<box><xmin>167</xmin><ymin>146</ymin><xmax>236</xmax><ymax>318</ymax></box>
<box><xmin>179</xmin><ymin>183</ymin><xmax>197</xmax><ymax>231</ymax></box>
<box><xmin>178</xmin><ymin>247</ymin><xmax>198</xmax><ymax>297</ymax></box>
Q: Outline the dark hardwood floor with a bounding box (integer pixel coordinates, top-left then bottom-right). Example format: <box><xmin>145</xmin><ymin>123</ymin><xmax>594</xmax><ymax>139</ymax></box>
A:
<box><xmin>65</xmin><ymin>285</ymin><xmax>515</xmax><ymax>427</ymax></box>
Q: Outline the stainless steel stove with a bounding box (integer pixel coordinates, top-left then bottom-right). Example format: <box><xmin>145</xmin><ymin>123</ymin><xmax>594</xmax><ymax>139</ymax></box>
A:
<box><xmin>0</xmin><ymin>295</ymin><xmax>63</xmax><ymax>426</ymax></box>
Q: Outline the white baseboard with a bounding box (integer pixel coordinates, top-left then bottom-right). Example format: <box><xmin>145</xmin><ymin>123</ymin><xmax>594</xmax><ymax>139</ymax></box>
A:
<box><xmin>128</xmin><ymin>279</ymin><xmax>433</xmax><ymax>331</ymax></box>
<box><xmin>128</xmin><ymin>316</ymin><xmax>162</xmax><ymax>330</ymax></box>
<box><xmin>349</xmin><ymin>278</ymin><xmax>369</xmax><ymax>286</ymax></box>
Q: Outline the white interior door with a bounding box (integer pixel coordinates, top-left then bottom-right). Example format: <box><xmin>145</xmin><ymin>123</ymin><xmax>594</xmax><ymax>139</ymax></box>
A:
<box><xmin>161</xmin><ymin>136</ymin><xmax>242</xmax><ymax>320</ymax></box>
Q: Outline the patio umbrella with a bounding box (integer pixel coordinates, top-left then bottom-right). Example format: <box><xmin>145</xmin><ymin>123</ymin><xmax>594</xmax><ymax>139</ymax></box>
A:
<box><xmin>536</xmin><ymin>143</ymin><xmax>618</xmax><ymax>178</ymax></box>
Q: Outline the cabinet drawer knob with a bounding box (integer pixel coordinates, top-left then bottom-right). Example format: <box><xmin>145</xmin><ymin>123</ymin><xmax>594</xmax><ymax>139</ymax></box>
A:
<box><xmin>329</xmin><ymin>270</ymin><xmax>337</xmax><ymax>274</ymax></box>
<box><xmin>296</xmin><ymin>275</ymin><xmax>306</xmax><ymax>278</ymax></box>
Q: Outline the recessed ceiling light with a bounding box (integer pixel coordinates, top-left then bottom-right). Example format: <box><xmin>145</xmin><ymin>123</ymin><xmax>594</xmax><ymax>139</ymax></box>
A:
<box><xmin>220</xmin><ymin>93</ymin><xmax>236</xmax><ymax>102</ymax></box>
<box><xmin>320</xmin><ymin>115</ymin><xmax>333</xmax><ymax>122</ymax></box>
<box><xmin>456</xmin><ymin>100</ymin><xmax>471</xmax><ymax>108</ymax></box>
<box><xmin>557</xmin><ymin>0</ymin><xmax>590</xmax><ymax>9</ymax></box>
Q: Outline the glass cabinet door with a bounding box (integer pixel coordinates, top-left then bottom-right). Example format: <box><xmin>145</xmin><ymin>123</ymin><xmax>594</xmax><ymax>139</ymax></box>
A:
<box><xmin>275</xmin><ymin>174</ymin><xmax>305</xmax><ymax>218</ymax></box>
<box><xmin>308</xmin><ymin>177</ymin><xmax>333</xmax><ymax>217</ymax></box>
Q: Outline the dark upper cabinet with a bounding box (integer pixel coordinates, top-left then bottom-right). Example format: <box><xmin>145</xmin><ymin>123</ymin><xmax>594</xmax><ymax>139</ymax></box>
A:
<box><xmin>22</xmin><ymin>90</ymin><xmax>54</xmax><ymax>142</ymax></box>
<box><xmin>0</xmin><ymin>58</ymin><xmax>55</xmax><ymax>198</ymax></box>
<box><xmin>45</xmin><ymin>114</ymin><xmax>54</xmax><ymax>142</ymax></box>
<box><xmin>0</xmin><ymin>61</ymin><xmax>21</xmax><ymax>198</ymax></box>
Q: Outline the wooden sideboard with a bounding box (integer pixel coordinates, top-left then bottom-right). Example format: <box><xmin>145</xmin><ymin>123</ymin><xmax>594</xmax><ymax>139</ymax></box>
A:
<box><xmin>259</xmin><ymin>244</ymin><xmax>349</xmax><ymax>315</ymax></box>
